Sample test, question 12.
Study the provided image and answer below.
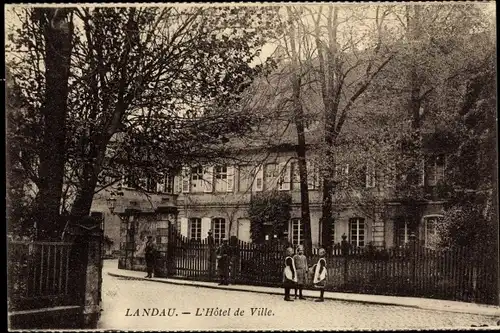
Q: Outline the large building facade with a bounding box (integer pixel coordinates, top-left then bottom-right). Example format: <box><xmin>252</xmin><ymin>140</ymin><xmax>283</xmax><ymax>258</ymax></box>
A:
<box><xmin>91</xmin><ymin>142</ymin><xmax>448</xmax><ymax>253</ymax></box>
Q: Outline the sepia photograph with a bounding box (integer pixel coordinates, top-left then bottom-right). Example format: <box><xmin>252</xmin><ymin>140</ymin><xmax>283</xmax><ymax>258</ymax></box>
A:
<box><xmin>5</xmin><ymin>1</ymin><xmax>500</xmax><ymax>331</ymax></box>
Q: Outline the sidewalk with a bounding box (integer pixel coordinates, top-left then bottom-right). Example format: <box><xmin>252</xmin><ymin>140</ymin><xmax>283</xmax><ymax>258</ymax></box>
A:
<box><xmin>106</xmin><ymin>265</ymin><xmax>500</xmax><ymax>318</ymax></box>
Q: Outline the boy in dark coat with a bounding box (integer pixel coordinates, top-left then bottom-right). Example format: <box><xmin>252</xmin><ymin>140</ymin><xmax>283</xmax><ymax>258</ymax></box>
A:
<box><xmin>144</xmin><ymin>236</ymin><xmax>157</xmax><ymax>278</ymax></box>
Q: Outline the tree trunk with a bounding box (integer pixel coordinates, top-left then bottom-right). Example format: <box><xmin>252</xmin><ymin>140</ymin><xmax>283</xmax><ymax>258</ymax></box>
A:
<box><xmin>71</xmin><ymin>134</ymin><xmax>111</xmax><ymax>219</ymax></box>
<box><xmin>287</xmin><ymin>7</ymin><xmax>312</xmax><ymax>254</ymax></box>
<box><xmin>318</xmin><ymin>6</ymin><xmax>339</xmax><ymax>253</ymax></box>
<box><xmin>35</xmin><ymin>8</ymin><xmax>73</xmax><ymax>240</ymax></box>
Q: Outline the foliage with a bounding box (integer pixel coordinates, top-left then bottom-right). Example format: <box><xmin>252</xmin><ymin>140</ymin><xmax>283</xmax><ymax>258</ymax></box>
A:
<box><xmin>437</xmin><ymin>42</ymin><xmax>496</xmax><ymax>256</ymax></box>
<box><xmin>6</xmin><ymin>5</ymin><xmax>281</xmax><ymax>235</ymax></box>
<box><xmin>6</xmin><ymin>69</ymin><xmax>38</xmax><ymax>237</ymax></box>
<box><xmin>248</xmin><ymin>190</ymin><xmax>292</xmax><ymax>243</ymax></box>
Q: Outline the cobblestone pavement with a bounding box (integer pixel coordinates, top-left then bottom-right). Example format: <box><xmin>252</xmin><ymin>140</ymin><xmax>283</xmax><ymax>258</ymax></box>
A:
<box><xmin>98</xmin><ymin>268</ymin><xmax>499</xmax><ymax>330</ymax></box>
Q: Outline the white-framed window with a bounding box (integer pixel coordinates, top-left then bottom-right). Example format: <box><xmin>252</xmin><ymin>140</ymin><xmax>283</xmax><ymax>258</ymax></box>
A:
<box><xmin>189</xmin><ymin>218</ymin><xmax>202</xmax><ymax>240</ymax></box>
<box><xmin>214</xmin><ymin>165</ymin><xmax>228</xmax><ymax>192</ymax></box>
<box><xmin>307</xmin><ymin>160</ymin><xmax>320</xmax><ymax>190</ymax></box>
<box><xmin>156</xmin><ymin>173</ymin><xmax>174</xmax><ymax>194</ymax></box>
<box><xmin>212</xmin><ymin>218</ymin><xmax>227</xmax><ymax>244</ymax></box>
<box><xmin>349</xmin><ymin>218</ymin><xmax>365</xmax><ymax>247</ymax></box>
<box><xmin>238</xmin><ymin>165</ymin><xmax>253</xmax><ymax>193</ymax></box>
<box><xmin>190</xmin><ymin>166</ymin><xmax>203</xmax><ymax>192</ymax></box>
<box><xmin>423</xmin><ymin>215</ymin><xmax>441</xmax><ymax>248</ymax></box>
<box><xmin>290</xmin><ymin>218</ymin><xmax>304</xmax><ymax>246</ymax></box>
<box><xmin>265</xmin><ymin>163</ymin><xmax>279</xmax><ymax>190</ymax></box>
<box><xmin>334</xmin><ymin>163</ymin><xmax>349</xmax><ymax>188</ymax></box>
<box><xmin>426</xmin><ymin>155</ymin><xmax>446</xmax><ymax>187</ymax></box>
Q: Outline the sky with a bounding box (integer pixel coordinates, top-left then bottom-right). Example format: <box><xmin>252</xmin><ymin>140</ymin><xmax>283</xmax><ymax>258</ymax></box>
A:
<box><xmin>5</xmin><ymin>2</ymin><xmax>496</xmax><ymax>71</ymax></box>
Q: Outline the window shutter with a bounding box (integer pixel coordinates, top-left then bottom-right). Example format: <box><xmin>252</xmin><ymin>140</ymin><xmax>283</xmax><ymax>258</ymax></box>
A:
<box><xmin>203</xmin><ymin>166</ymin><xmax>214</xmax><ymax>193</ymax></box>
<box><xmin>180</xmin><ymin>217</ymin><xmax>188</xmax><ymax>237</ymax></box>
<box><xmin>307</xmin><ymin>161</ymin><xmax>314</xmax><ymax>190</ymax></box>
<box><xmin>181</xmin><ymin>167</ymin><xmax>190</xmax><ymax>193</ymax></box>
<box><xmin>343</xmin><ymin>164</ymin><xmax>349</xmax><ymax>187</ymax></box>
<box><xmin>314</xmin><ymin>164</ymin><xmax>321</xmax><ymax>188</ymax></box>
<box><xmin>174</xmin><ymin>174</ymin><xmax>182</xmax><ymax>194</ymax></box>
<box><xmin>253</xmin><ymin>165</ymin><xmax>264</xmax><ymax>192</ymax></box>
<box><xmin>156</xmin><ymin>174</ymin><xmax>166</xmax><ymax>193</ymax></box>
<box><xmin>201</xmin><ymin>217</ymin><xmax>211</xmax><ymax>239</ymax></box>
<box><xmin>419</xmin><ymin>159</ymin><xmax>425</xmax><ymax>187</ymax></box>
<box><xmin>278</xmin><ymin>162</ymin><xmax>291</xmax><ymax>191</ymax></box>
<box><xmin>226</xmin><ymin>166</ymin><xmax>234</xmax><ymax>192</ymax></box>
<box><xmin>366</xmin><ymin>162</ymin><xmax>375</xmax><ymax>188</ymax></box>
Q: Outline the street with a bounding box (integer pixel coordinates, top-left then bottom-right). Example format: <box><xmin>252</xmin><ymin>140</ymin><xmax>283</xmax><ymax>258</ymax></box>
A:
<box><xmin>98</xmin><ymin>261</ymin><xmax>499</xmax><ymax>330</ymax></box>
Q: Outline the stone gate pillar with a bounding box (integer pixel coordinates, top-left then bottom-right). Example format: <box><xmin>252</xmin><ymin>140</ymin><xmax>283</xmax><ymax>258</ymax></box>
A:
<box><xmin>63</xmin><ymin>217</ymin><xmax>103</xmax><ymax>328</ymax></box>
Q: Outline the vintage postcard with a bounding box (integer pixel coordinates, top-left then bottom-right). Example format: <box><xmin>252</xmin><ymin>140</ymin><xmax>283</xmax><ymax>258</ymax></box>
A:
<box><xmin>5</xmin><ymin>1</ymin><xmax>500</xmax><ymax>331</ymax></box>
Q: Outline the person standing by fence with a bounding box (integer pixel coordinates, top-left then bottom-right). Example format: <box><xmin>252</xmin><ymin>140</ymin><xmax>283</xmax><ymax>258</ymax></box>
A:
<box><xmin>312</xmin><ymin>248</ymin><xmax>327</xmax><ymax>302</ymax></box>
<box><xmin>216</xmin><ymin>238</ymin><xmax>230</xmax><ymax>285</ymax></box>
<box><xmin>144</xmin><ymin>236</ymin><xmax>157</xmax><ymax>278</ymax></box>
<box><xmin>207</xmin><ymin>230</ymin><xmax>216</xmax><ymax>279</ymax></box>
<box><xmin>293</xmin><ymin>245</ymin><xmax>308</xmax><ymax>300</ymax></box>
<box><xmin>283</xmin><ymin>247</ymin><xmax>297</xmax><ymax>302</ymax></box>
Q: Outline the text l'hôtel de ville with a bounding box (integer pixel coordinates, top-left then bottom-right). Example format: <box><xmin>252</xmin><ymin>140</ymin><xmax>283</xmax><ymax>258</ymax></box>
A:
<box><xmin>125</xmin><ymin>307</ymin><xmax>274</xmax><ymax>317</ymax></box>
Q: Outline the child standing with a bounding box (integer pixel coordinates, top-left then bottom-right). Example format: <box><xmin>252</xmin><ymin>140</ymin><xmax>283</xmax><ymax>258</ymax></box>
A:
<box><xmin>293</xmin><ymin>245</ymin><xmax>308</xmax><ymax>300</ymax></box>
<box><xmin>283</xmin><ymin>247</ymin><xmax>297</xmax><ymax>301</ymax></box>
<box><xmin>312</xmin><ymin>248</ymin><xmax>327</xmax><ymax>302</ymax></box>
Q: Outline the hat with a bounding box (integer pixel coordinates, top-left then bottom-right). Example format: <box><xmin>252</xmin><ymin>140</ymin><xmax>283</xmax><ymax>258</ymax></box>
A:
<box><xmin>297</xmin><ymin>245</ymin><xmax>304</xmax><ymax>251</ymax></box>
<box><xmin>286</xmin><ymin>247</ymin><xmax>294</xmax><ymax>256</ymax></box>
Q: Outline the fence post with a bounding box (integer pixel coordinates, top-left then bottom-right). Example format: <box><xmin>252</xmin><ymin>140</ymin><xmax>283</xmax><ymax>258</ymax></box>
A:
<box><xmin>409</xmin><ymin>231</ymin><xmax>417</xmax><ymax>296</ymax></box>
<box><xmin>63</xmin><ymin>217</ymin><xmax>103</xmax><ymax>329</ymax></box>
<box><xmin>341</xmin><ymin>233</ymin><xmax>349</xmax><ymax>287</ymax></box>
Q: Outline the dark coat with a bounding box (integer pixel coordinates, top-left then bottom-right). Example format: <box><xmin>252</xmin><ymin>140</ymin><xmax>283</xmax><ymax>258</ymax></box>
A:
<box><xmin>145</xmin><ymin>240</ymin><xmax>157</xmax><ymax>263</ymax></box>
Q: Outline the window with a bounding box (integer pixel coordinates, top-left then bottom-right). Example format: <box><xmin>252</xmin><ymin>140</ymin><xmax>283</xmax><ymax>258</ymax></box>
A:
<box><xmin>238</xmin><ymin>165</ymin><xmax>253</xmax><ymax>193</ymax></box>
<box><xmin>290</xmin><ymin>218</ymin><xmax>304</xmax><ymax>246</ymax></box>
<box><xmin>426</xmin><ymin>155</ymin><xmax>446</xmax><ymax>186</ymax></box>
<box><xmin>265</xmin><ymin>163</ymin><xmax>279</xmax><ymax>190</ymax></box>
<box><xmin>190</xmin><ymin>166</ymin><xmax>203</xmax><ymax>192</ymax></box>
<box><xmin>423</xmin><ymin>216</ymin><xmax>441</xmax><ymax>248</ymax></box>
<box><xmin>165</xmin><ymin>174</ymin><xmax>174</xmax><ymax>193</ymax></box>
<box><xmin>214</xmin><ymin>165</ymin><xmax>228</xmax><ymax>192</ymax></box>
<box><xmin>349</xmin><ymin>218</ymin><xmax>365</xmax><ymax>247</ymax></box>
<box><xmin>306</xmin><ymin>160</ymin><xmax>320</xmax><ymax>190</ymax></box>
<box><xmin>212</xmin><ymin>218</ymin><xmax>227</xmax><ymax>244</ymax></box>
<box><xmin>394</xmin><ymin>218</ymin><xmax>416</xmax><ymax>247</ymax></box>
<box><xmin>334</xmin><ymin>164</ymin><xmax>349</xmax><ymax>187</ymax></box>
<box><xmin>189</xmin><ymin>218</ymin><xmax>202</xmax><ymax>240</ymax></box>
<box><xmin>157</xmin><ymin>174</ymin><xmax>174</xmax><ymax>194</ymax></box>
